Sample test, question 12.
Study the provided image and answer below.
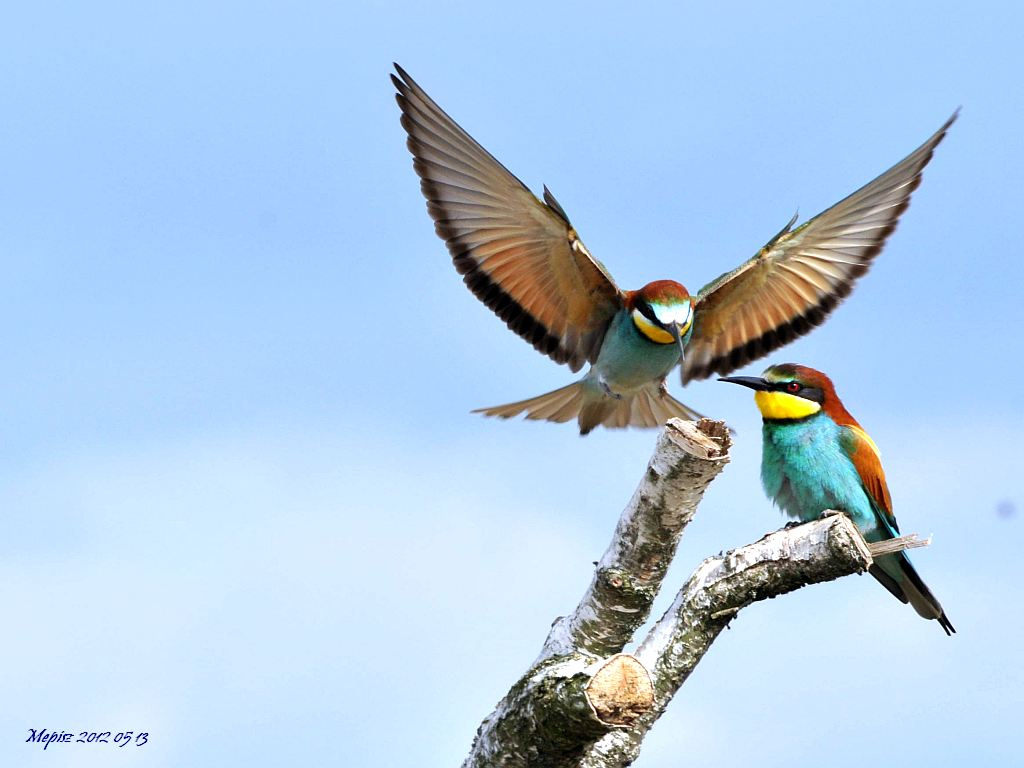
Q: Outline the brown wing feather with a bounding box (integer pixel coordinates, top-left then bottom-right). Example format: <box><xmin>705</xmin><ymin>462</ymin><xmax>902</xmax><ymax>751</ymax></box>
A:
<box><xmin>392</xmin><ymin>65</ymin><xmax>622</xmax><ymax>372</ymax></box>
<box><xmin>843</xmin><ymin>424</ymin><xmax>898</xmax><ymax>532</ymax></box>
<box><xmin>682</xmin><ymin>111</ymin><xmax>957</xmax><ymax>383</ymax></box>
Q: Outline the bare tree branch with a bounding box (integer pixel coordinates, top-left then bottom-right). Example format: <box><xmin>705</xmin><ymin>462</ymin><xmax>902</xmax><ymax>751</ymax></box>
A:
<box><xmin>462</xmin><ymin>419</ymin><xmax>896</xmax><ymax>768</ymax></box>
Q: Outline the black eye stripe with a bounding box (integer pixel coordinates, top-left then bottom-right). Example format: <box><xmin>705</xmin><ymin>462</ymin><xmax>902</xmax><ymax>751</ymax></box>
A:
<box><xmin>771</xmin><ymin>381</ymin><xmax>824</xmax><ymax>403</ymax></box>
<box><xmin>636</xmin><ymin>301</ymin><xmax>659</xmax><ymax>324</ymax></box>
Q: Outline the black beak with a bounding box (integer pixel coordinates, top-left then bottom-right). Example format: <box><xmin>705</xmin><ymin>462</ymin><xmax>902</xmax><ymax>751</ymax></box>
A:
<box><xmin>670</xmin><ymin>322</ymin><xmax>687</xmax><ymax>359</ymax></box>
<box><xmin>719</xmin><ymin>375</ymin><xmax>771</xmax><ymax>391</ymax></box>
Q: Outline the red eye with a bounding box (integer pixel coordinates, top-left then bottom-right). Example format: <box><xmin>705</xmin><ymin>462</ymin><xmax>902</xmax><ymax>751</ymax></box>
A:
<box><xmin>785</xmin><ymin>381</ymin><xmax>801</xmax><ymax>393</ymax></box>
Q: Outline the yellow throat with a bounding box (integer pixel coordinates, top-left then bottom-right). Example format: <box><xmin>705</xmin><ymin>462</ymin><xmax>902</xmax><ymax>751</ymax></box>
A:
<box><xmin>631</xmin><ymin>308</ymin><xmax>691</xmax><ymax>345</ymax></box>
<box><xmin>754</xmin><ymin>390</ymin><xmax>822</xmax><ymax>420</ymax></box>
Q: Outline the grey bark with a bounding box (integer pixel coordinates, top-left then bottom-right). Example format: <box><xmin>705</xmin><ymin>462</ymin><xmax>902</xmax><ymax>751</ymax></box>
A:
<box><xmin>539</xmin><ymin>419</ymin><xmax>731</xmax><ymax>662</ymax></box>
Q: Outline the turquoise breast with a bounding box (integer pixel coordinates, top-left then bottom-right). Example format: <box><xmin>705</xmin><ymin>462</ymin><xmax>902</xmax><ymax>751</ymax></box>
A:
<box><xmin>590</xmin><ymin>311</ymin><xmax>684</xmax><ymax>392</ymax></box>
<box><xmin>761</xmin><ymin>414</ymin><xmax>880</xmax><ymax>536</ymax></box>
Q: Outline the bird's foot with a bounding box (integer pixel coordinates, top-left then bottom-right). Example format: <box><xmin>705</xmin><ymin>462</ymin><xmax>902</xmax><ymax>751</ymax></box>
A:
<box><xmin>600</xmin><ymin>381</ymin><xmax>623</xmax><ymax>400</ymax></box>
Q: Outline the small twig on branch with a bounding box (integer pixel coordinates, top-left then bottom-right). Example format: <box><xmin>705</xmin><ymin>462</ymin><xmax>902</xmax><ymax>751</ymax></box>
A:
<box><xmin>867</xmin><ymin>532</ymin><xmax>932</xmax><ymax>557</ymax></box>
<box><xmin>822</xmin><ymin>510</ymin><xmax>932</xmax><ymax>557</ymax></box>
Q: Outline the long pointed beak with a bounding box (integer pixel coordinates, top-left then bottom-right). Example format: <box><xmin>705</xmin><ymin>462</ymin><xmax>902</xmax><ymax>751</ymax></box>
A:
<box><xmin>719</xmin><ymin>375</ymin><xmax>772</xmax><ymax>391</ymax></box>
<box><xmin>670</xmin><ymin>322</ymin><xmax>687</xmax><ymax>359</ymax></box>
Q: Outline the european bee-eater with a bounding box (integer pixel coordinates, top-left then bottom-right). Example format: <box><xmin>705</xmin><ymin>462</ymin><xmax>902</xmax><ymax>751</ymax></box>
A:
<box><xmin>393</xmin><ymin>64</ymin><xmax>956</xmax><ymax>435</ymax></box>
<box><xmin>721</xmin><ymin>364</ymin><xmax>954</xmax><ymax>635</ymax></box>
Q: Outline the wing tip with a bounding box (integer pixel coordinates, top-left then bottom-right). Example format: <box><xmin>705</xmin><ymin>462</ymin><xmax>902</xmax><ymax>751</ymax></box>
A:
<box><xmin>938</xmin><ymin>613</ymin><xmax>956</xmax><ymax>636</ymax></box>
<box><xmin>938</xmin><ymin>107</ymin><xmax>960</xmax><ymax>136</ymax></box>
<box><xmin>392</xmin><ymin>62</ymin><xmax>415</xmax><ymax>89</ymax></box>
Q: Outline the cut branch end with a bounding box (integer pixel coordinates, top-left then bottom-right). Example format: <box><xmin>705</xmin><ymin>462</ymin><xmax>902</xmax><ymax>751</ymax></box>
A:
<box><xmin>586</xmin><ymin>655</ymin><xmax>654</xmax><ymax>727</ymax></box>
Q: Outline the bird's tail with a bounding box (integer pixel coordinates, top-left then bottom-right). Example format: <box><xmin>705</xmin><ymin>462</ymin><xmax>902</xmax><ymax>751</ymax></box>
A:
<box><xmin>474</xmin><ymin>380</ymin><xmax>705</xmax><ymax>435</ymax></box>
<box><xmin>870</xmin><ymin>552</ymin><xmax>955</xmax><ymax>635</ymax></box>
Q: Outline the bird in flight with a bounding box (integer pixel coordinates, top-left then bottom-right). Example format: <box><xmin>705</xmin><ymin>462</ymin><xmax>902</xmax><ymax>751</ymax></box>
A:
<box><xmin>393</xmin><ymin>64</ymin><xmax>956</xmax><ymax>434</ymax></box>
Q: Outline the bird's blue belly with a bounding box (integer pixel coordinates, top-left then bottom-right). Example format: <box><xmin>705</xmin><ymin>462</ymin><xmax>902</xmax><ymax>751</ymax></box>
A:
<box><xmin>761</xmin><ymin>416</ymin><xmax>880</xmax><ymax>536</ymax></box>
<box><xmin>589</xmin><ymin>312</ymin><xmax>683</xmax><ymax>392</ymax></box>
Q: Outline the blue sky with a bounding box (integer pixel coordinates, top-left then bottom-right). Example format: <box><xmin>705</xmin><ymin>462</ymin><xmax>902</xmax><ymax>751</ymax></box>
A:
<box><xmin>2</xmin><ymin>2</ymin><xmax>1022</xmax><ymax>766</ymax></box>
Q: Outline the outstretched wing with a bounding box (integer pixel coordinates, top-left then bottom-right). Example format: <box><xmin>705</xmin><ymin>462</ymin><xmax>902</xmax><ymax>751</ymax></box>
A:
<box><xmin>682</xmin><ymin>111</ymin><xmax>958</xmax><ymax>383</ymax></box>
<box><xmin>392</xmin><ymin>65</ymin><xmax>623</xmax><ymax>372</ymax></box>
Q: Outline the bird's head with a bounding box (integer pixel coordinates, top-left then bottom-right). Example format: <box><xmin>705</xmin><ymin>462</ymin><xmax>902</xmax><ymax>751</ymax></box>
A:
<box><xmin>720</xmin><ymin>363</ymin><xmax>840</xmax><ymax>421</ymax></box>
<box><xmin>629</xmin><ymin>280</ymin><xmax>694</xmax><ymax>356</ymax></box>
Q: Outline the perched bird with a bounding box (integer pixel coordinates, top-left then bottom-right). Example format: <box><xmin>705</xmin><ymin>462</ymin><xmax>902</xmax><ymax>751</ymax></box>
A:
<box><xmin>721</xmin><ymin>364</ymin><xmax>954</xmax><ymax>634</ymax></box>
<box><xmin>393</xmin><ymin>64</ymin><xmax>956</xmax><ymax>434</ymax></box>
